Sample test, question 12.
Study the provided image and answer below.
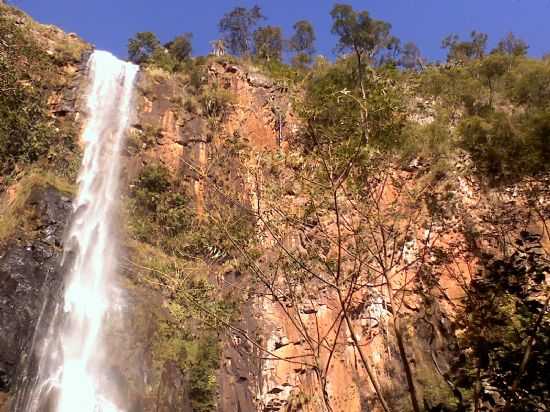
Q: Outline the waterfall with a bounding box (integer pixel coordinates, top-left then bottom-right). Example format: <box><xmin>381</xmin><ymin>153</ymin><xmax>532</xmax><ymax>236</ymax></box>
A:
<box><xmin>14</xmin><ymin>50</ymin><xmax>138</xmax><ymax>412</ymax></box>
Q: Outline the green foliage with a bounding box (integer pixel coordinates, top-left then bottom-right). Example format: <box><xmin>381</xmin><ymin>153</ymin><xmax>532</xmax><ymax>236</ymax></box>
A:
<box><xmin>0</xmin><ymin>6</ymin><xmax>81</xmax><ymax>177</ymax></box>
<box><xmin>399</xmin><ymin>42</ymin><xmax>423</xmax><ymax>70</ymax></box>
<box><xmin>477</xmin><ymin>53</ymin><xmax>509</xmax><ymax>93</ymax></box>
<box><xmin>330</xmin><ymin>4</ymin><xmax>398</xmax><ymax>65</ymax></box>
<box><xmin>289</xmin><ymin>20</ymin><xmax>316</xmax><ymax>68</ymax></box>
<box><xmin>458</xmin><ymin>113</ymin><xmax>517</xmax><ymax>177</ymax></box>
<box><xmin>218</xmin><ymin>5</ymin><xmax>265</xmax><ymax>56</ymax></box>
<box><xmin>256</xmin><ymin>59</ymin><xmax>302</xmax><ymax>84</ymax></box>
<box><xmin>128</xmin><ymin>31</ymin><xmax>161</xmax><ymax>64</ymax></box>
<box><xmin>154</xmin><ymin>308</ymin><xmax>222</xmax><ymax>412</ymax></box>
<box><xmin>400</xmin><ymin>114</ymin><xmax>454</xmax><ymax>162</ymax></box>
<box><xmin>454</xmin><ymin>232</ymin><xmax>549</xmax><ymax>411</ymax></box>
<box><xmin>299</xmin><ymin>57</ymin><xmax>406</xmax><ymax>159</ymax></box>
<box><xmin>148</xmin><ymin>48</ymin><xmax>180</xmax><ymax>73</ymax></box>
<box><xmin>199</xmin><ymin>85</ymin><xmax>235</xmax><ymax>121</ymax></box>
<box><xmin>505</xmin><ymin>58</ymin><xmax>550</xmax><ymax>107</ymax></box>
<box><xmin>442</xmin><ymin>31</ymin><xmax>488</xmax><ymax>63</ymax></box>
<box><xmin>130</xmin><ymin>163</ymin><xmax>193</xmax><ymax>241</ymax></box>
<box><xmin>129</xmin><ymin>31</ymin><xmax>194</xmax><ymax>73</ymax></box>
<box><xmin>253</xmin><ymin>25</ymin><xmax>283</xmax><ymax>62</ymax></box>
<box><xmin>494</xmin><ymin>32</ymin><xmax>529</xmax><ymax>57</ymax></box>
<box><xmin>136</xmin><ymin>163</ymin><xmax>171</xmax><ymax>194</ymax></box>
<box><xmin>165</xmin><ymin>33</ymin><xmax>193</xmax><ymax>62</ymax></box>
<box><xmin>187</xmin><ymin>334</ymin><xmax>220</xmax><ymax>412</ymax></box>
<box><xmin>411</xmin><ymin>53</ymin><xmax>550</xmax><ymax>182</ymax></box>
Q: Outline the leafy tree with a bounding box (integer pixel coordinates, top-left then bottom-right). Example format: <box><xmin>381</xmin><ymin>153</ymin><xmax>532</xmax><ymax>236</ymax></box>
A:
<box><xmin>442</xmin><ymin>31</ymin><xmax>488</xmax><ymax>63</ymax></box>
<box><xmin>478</xmin><ymin>53</ymin><xmax>509</xmax><ymax>106</ymax></box>
<box><xmin>128</xmin><ymin>32</ymin><xmax>161</xmax><ymax>64</ymax></box>
<box><xmin>398</xmin><ymin>41</ymin><xmax>423</xmax><ymax>70</ymax></box>
<box><xmin>289</xmin><ymin>20</ymin><xmax>316</xmax><ymax>67</ymax></box>
<box><xmin>331</xmin><ymin>4</ymin><xmax>398</xmax><ymax>69</ymax></box>
<box><xmin>218</xmin><ymin>5</ymin><xmax>264</xmax><ymax>56</ymax></box>
<box><xmin>506</xmin><ymin>59</ymin><xmax>550</xmax><ymax>107</ymax></box>
<box><xmin>253</xmin><ymin>25</ymin><xmax>283</xmax><ymax>61</ymax></box>
<box><xmin>330</xmin><ymin>4</ymin><xmax>399</xmax><ymax>143</ymax></box>
<box><xmin>494</xmin><ymin>32</ymin><xmax>529</xmax><ymax>56</ymax></box>
<box><xmin>165</xmin><ymin>33</ymin><xmax>193</xmax><ymax>62</ymax></box>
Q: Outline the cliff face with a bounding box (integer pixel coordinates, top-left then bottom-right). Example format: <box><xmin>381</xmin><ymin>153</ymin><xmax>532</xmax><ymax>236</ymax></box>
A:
<box><xmin>134</xmin><ymin>57</ymin><xmax>550</xmax><ymax>411</ymax></box>
<box><xmin>1</xmin><ymin>5</ymin><xmax>548</xmax><ymax>412</ymax></box>
<box><xmin>0</xmin><ymin>5</ymin><xmax>194</xmax><ymax>411</ymax></box>
<box><xmin>127</xmin><ymin>58</ymin><xmax>550</xmax><ymax>412</ymax></box>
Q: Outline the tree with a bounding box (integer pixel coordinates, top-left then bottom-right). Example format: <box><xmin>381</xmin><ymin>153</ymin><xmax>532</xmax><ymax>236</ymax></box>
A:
<box><xmin>253</xmin><ymin>25</ymin><xmax>283</xmax><ymax>62</ymax></box>
<box><xmin>330</xmin><ymin>4</ymin><xmax>399</xmax><ymax>143</ymax></box>
<box><xmin>128</xmin><ymin>32</ymin><xmax>161</xmax><ymax>64</ymax></box>
<box><xmin>289</xmin><ymin>20</ymin><xmax>316</xmax><ymax>67</ymax></box>
<box><xmin>165</xmin><ymin>33</ymin><xmax>193</xmax><ymax>62</ymax></box>
<box><xmin>331</xmin><ymin>4</ymin><xmax>398</xmax><ymax>68</ymax></box>
<box><xmin>218</xmin><ymin>5</ymin><xmax>264</xmax><ymax>56</ymax></box>
<box><xmin>398</xmin><ymin>42</ymin><xmax>423</xmax><ymax>70</ymax></box>
<box><xmin>442</xmin><ymin>31</ymin><xmax>488</xmax><ymax>63</ymax></box>
<box><xmin>477</xmin><ymin>53</ymin><xmax>509</xmax><ymax>106</ymax></box>
<box><xmin>494</xmin><ymin>32</ymin><xmax>529</xmax><ymax>57</ymax></box>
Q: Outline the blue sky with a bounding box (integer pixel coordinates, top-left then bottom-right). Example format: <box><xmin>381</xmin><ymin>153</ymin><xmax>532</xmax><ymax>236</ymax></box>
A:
<box><xmin>13</xmin><ymin>0</ymin><xmax>550</xmax><ymax>62</ymax></box>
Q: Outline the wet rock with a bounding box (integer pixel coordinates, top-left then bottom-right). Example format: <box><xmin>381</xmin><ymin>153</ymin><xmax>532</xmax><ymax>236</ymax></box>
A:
<box><xmin>0</xmin><ymin>185</ymin><xmax>71</xmax><ymax>398</ymax></box>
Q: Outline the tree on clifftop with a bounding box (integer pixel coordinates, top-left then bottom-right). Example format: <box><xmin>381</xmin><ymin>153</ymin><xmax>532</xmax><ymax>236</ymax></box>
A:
<box><xmin>330</xmin><ymin>4</ymin><xmax>399</xmax><ymax>143</ymax></box>
<box><xmin>128</xmin><ymin>31</ymin><xmax>161</xmax><ymax>64</ymax></box>
<box><xmin>331</xmin><ymin>4</ymin><xmax>398</xmax><ymax>71</ymax></box>
<box><xmin>165</xmin><ymin>33</ymin><xmax>193</xmax><ymax>62</ymax></box>
<box><xmin>399</xmin><ymin>41</ymin><xmax>423</xmax><ymax>70</ymax></box>
<box><xmin>442</xmin><ymin>30</ymin><xmax>488</xmax><ymax>63</ymax></box>
<box><xmin>494</xmin><ymin>32</ymin><xmax>529</xmax><ymax>57</ymax></box>
<box><xmin>219</xmin><ymin>5</ymin><xmax>264</xmax><ymax>56</ymax></box>
<box><xmin>253</xmin><ymin>25</ymin><xmax>283</xmax><ymax>62</ymax></box>
<box><xmin>289</xmin><ymin>20</ymin><xmax>316</xmax><ymax>67</ymax></box>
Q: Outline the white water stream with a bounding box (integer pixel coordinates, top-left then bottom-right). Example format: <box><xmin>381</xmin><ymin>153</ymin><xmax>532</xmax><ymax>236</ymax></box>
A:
<box><xmin>18</xmin><ymin>50</ymin><xmax>138</xmax><ymax>412</ymax></box>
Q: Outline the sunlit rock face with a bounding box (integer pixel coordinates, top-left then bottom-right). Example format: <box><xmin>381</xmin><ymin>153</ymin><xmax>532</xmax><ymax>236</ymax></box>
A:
<box><xmin>13</xmin><ymin>51</ymin><xmax>138</xmax><ymax>412</ymax></box>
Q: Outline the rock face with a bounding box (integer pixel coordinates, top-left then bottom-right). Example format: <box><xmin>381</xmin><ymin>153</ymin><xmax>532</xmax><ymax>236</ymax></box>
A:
<box><xmin>2</xmin><ymin>7</ymin><xmax>549</xmax><ymax>412</ymax></box>
<box><xmin>0</xmin><ymin>185</ymin><xmax>195</xmax><ymax>412</ymax></box>
<box><xmin>0</xmin><ymin>185</ymin><xmax>72</xmax><ymax>411</ymax></box>
<box><xmin>126</xmin><ymin>59</ymin><xmax>550</xmax><ymax>412</ymax></box>
<box><xmin>127</xmin><ymin>60</ymin><xmax>300</xmax><ymax>411</ymax></box>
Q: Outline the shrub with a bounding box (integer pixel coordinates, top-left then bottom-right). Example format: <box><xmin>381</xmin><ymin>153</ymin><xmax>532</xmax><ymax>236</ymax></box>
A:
<box><xmin>0</xmin><ymin>10</ymin><xmax>56</xmax><ymax>174</ymax></box>
<box><xmin>505</xmin><ymin>58</ymin><xmax>550</xmax><ymax>107</ymax></box>
<box><xmin>128</xmin><ymin>31</ymin><xmax>161</xmax><ymax>64</ymax></box>
<box><xmin>136</xmin><ymin>164</ymin><xmax>171</xmax><ymax>195</ymax></box>
<box><xmin>199</xmin><ymin>86</ymin><xmax>234</xmax><ymax>120</ymax></box>
<box><xmin>299</xmin><ymin>57</ymin><xmax>406</xmax><ymax>158</ymax></box>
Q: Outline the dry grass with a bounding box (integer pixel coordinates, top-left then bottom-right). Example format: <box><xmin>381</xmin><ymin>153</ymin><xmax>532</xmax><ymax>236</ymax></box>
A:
<box><xmin>0</xmin><ymin>169</ymin><xmax>75</xmax><ymax>242</ymax></box>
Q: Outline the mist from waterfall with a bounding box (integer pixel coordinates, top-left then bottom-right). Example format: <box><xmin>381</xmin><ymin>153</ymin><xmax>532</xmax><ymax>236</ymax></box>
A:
<box><xmin>14</xmin><ymin>50</ymin><xmax>138</xmax><ymax>412</ymax></box>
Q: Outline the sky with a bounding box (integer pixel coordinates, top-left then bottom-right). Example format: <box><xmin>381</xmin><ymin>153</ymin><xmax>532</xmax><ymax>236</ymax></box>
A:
<box><xmin>11</xmin><ymin>0</ymin><xmax>550</xmax><ymax>62</ymax></box>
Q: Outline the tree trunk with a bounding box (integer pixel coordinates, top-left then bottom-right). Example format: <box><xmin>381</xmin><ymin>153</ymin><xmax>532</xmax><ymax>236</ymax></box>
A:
<box><xmin>337</xmin><ymin>290</ymin><xmax>392</xmax><ymax>412</ymax></box>
<box><xmin>385</xmin><ymin>272</ymin><xmax>421</xmax><ymax>412</ymax></box>
<box><xmin>353</xmin><ymin>47</ymin><xmax>369</xmax><ymax>144</ymax></box>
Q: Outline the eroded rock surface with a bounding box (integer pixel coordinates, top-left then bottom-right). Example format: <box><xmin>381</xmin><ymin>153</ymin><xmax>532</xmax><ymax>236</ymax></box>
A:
<box><xmin>0</xmin><ymin>186</ymin><xmax>71</xmax><ymax>410</ymax></box>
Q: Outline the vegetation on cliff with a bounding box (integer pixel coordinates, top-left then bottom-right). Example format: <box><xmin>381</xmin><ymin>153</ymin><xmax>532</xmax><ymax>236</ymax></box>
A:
<box><xmin>0</xmin><ymin>5</ymin><xmax>80</xmax><ymax>180</ymax></box>
<box><xmin>1</xmin><ymin>1</ymin><xmax>549</xmax><ymax>411</ymax></box>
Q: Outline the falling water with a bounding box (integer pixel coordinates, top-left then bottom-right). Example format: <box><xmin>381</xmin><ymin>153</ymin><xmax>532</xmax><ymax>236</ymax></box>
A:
<box><xmin>14</xmin><ymin>50</ymin><xmax>138</xmax><ymax>412</ymax></box>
